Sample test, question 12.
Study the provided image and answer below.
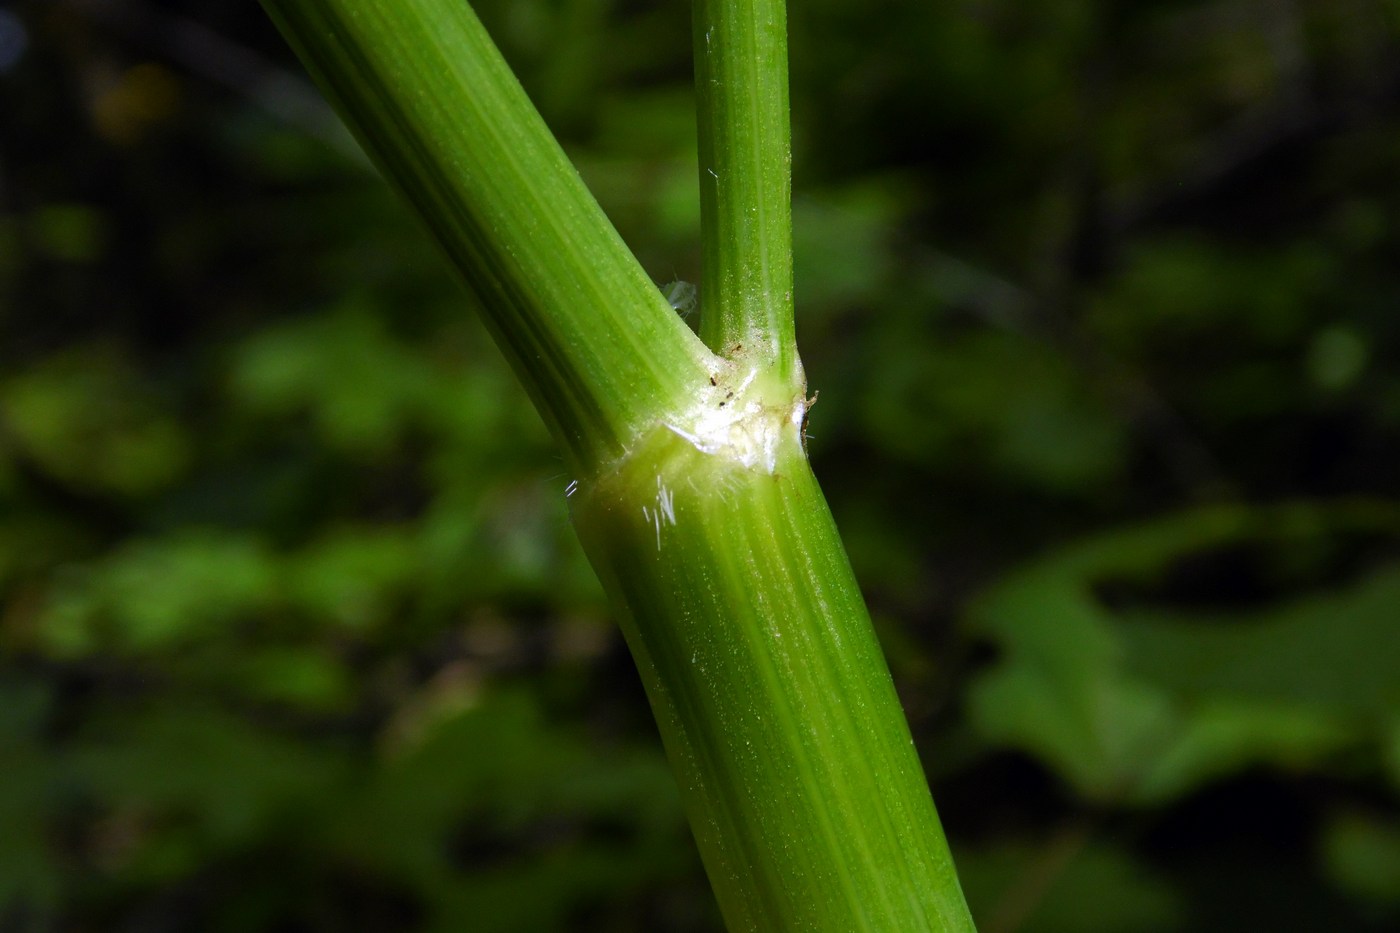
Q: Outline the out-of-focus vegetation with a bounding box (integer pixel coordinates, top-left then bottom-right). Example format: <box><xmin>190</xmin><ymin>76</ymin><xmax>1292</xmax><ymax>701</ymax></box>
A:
<box><xmin>2</xmin><ymin>0</ymin><xmax>1399</xmax><ymax>930</ymax></box>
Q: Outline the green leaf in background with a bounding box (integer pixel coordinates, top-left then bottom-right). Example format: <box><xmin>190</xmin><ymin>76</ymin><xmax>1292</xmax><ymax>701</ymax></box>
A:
<box><xmin>287</xmin><ymin>525</ymin><xmax>420</xmax><ymax>632</ymax></box>
<box><xmin>0</xmin><ymin>678</ymin><xmax>63</xmax><ymax>916</ymax></box>
<box><xmin>968</xmin><ymin>502</ymin><xmax>1400</xmax><ymax>805</ymax></box>
<box><xmin>1120</xmin><ymin>567</ymin><xmax>1400</xmax><ymax>718</ymax></box>
<box><xmin>1387</xmin><ymin>719</ymin><xmax>1400</xmax><ymax>790</ymax></box>
<box><xmin>1324</xmin><ymin>809</ymin><xmax>1400</xmax><ymax>906</ymax></box>
<box><xmin>1</xmin><ymin>347</ymin><xmax>190</xmax><ymax>497</ymax></box>
<box><xmin>862</xmin><ymin>330</ymin><xmax>1127</xmax><ymax>492</ymax></box>
<box><xmin>37</xmin><ymin>532</ymin><xmax>278</xmax><ymax>657</ymax></box>
<box><xmin>70</xmin><ymin>703</ymin><xmax>346</xmax><ymax>863</ymax></box>
<box><xmin>323</xmin><ymin>691</ymin><xmax>693</xmax><ymax>933</ymax></box>
<box><xmin>229</xmin><ymin>301</ymin><xmax>460</xmax><ymax>457</ymax></box>
<box><xmin>28</xmin><ymin>202</ymin><xmax>107</xmax><ymax>264</ymax></box>
<box><xmin>957</xmin><ymin>838</ymin><xmax>1181</xmax><ymax>933</ymax></box>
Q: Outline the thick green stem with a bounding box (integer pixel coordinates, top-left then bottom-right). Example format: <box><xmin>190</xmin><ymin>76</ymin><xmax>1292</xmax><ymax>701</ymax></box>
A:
<box><xmin>572</xmin><ymin>395</ymin><xmax>975</xmax><ymax>931</ymax></box>
<box><xmin>262</xmin><ymin>0</ymin><xmax>975</xmax><ymax>928</ymax></box>
<box><xmin>693</xmin><ymin>0</ymin><xmax>798</xmax><ymax>382</ymax></box>
<box><xmin>260</xmin><ymin>0</ymin><xmax>713</xmax><ymax>474</ymax></box>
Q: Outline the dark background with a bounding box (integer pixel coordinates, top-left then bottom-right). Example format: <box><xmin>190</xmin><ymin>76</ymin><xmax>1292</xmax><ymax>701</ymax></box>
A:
<box><xmin>3</xmin><ymin>1</ymin><xmax>1400</xmax><ymax>930</ymax></box>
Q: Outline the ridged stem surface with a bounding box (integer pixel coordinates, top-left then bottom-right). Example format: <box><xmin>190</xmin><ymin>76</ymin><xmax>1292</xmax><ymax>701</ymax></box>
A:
<box><xmin>693</xmin><ymin>0</ymin><xmax>798</xmax><ymax>382</ymax></box>
<box><xmin>572</xmin><ymin>407</ymin><xmax>975</xmax><ymax>931</ymax></box>
<box><xmin>262</xmin><ymin>1</ymin><xmax>977</xmax><ymax>929</ymax></box>
<box><xmin>261</xmin><ymin>0</ymin><xmax>714</xmax><ymax>473</ymax></box>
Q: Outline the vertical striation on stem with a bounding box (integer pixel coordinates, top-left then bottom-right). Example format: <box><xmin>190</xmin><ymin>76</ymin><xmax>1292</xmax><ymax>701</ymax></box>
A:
<box><xmin>693</xmin><ymin>0</ymin><xmax>799</xmax><ymax>385</ymax></box>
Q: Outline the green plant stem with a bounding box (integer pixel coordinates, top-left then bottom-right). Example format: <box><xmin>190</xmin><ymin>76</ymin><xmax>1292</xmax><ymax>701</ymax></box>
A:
<box><xmin>573</xmin><ymin>419</ymin><xmax>975</xmax><ymax>931</ymax></box>
<box><xmin>260</xmin><ymin>0</ymin><xmax>713</xmax><ymax>474</ymax></box>
<box><xmin>693</xmin><ymin>0</ymin><xmax>798</xmax><ymax>381</ymax></box>
<box><xmin>262</xmin><ymin>0</ymin><xmax>976</xmax><ymax>929</ymax></box>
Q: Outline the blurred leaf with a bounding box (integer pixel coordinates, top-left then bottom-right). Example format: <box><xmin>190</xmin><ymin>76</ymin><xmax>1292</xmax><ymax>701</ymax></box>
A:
<box><xmin>792</xmin><ymin>183</ymin><xmax>905</xmax><ymax>318</ymax></box>
<box><xmin>329</xmin><ymin>691</ymin><xmax>688</xmax><ymax>932</ymax></box>
<box><xmin>288</xmin><ymin>525</ymin><xmax>419</xmax><ymax>631</ymax></box>
<box><xmin>1387</xmin><ymin>720</ymin><xmax>1400</xmax><ymax>791</ymax></box>
<box><xmin>0</xmin><ymin>512</ymin><xmax>89</xmax><ymax>599</ymax></box>
<box><xmin>1</xmin><ymin>347</ymin><xmax>190</xmax><ymax>497</ymax></box>
<box><xmin>0</xmin><ymin>678</ymin><xmax>62</xmax><ymax>915</ymax></box>
<box><xmin>29</xmin><ymin>202</ymin><xmax>106</xmax><ymax>263</ymax></box>
<box><xmin>38</xmin><ymin>532</ymin><xmax>277</xmax><ymax>656</ymax></box>
<box><xmin>231</xmin><ymin>646</ymin><xmax>354</xmax><ymax>711</ymax></box>
<box><xmin>958</xmin><ymin>836</ymin><xmax>1180</xmax><ymax>933</ymax></box>
<box><xmin>70</xmin><ymin>703</ymin><xmax>347</xmax><ymax>880</ymax></box>
<box><xmin>1085</xmin><ymin>238</ymin><xmax>1347</xmax><ymax>424</ymax></box>
<box><xmin>1120</xmin><ymin>568</ymin><xmax>1400</xmax><ymax>718</ymax></box>
<box><xmin>1324</xmin><ymin>810</ymin><xmax>1400</xmax><ymax>905</ymax></box>
<box><xmin>1307</xmin><ymin>326</ymin><xmax>1370</xmax><ymax>393</ymax></box>
<box><xmin>862</xmin><ymin>331</ymin><xmax>1126</xmax><ymax>491</ymax></box>
<box><xmin>228</xmin><ymin>303</ymin><xmax>435</xmax><ymax>456</ymax></box>
<box><xmin>968</xmin><ymin>502</ymin><xmax>1400</xmax><ymax>804</ymax></box>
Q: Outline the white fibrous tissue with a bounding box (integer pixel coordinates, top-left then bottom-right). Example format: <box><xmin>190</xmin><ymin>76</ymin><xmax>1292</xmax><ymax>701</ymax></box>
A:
<box><xmin>664</xmin><ymin>365</ymin><xmax>807</xmax><ymax>473</ymax></box>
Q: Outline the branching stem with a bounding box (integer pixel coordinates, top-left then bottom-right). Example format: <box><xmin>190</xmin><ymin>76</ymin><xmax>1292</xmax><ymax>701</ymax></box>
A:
<box><xmin>693</xmin><ymin>0</ymin><xmax>799</xmax><ymax>384</ymax></box>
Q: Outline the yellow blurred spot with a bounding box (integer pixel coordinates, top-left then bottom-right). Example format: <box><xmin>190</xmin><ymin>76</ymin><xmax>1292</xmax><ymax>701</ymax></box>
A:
<box><xmin>92</xmin><ymin>62</ymin><xmax>181</xmax><ymax>146</ymax></box>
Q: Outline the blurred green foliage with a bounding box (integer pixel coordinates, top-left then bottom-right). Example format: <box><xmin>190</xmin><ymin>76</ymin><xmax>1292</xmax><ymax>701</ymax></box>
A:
<box><xmin>2</xmin><ymin>0</ymin><xmax>1400</xmax><ymax>930</ymax></box>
